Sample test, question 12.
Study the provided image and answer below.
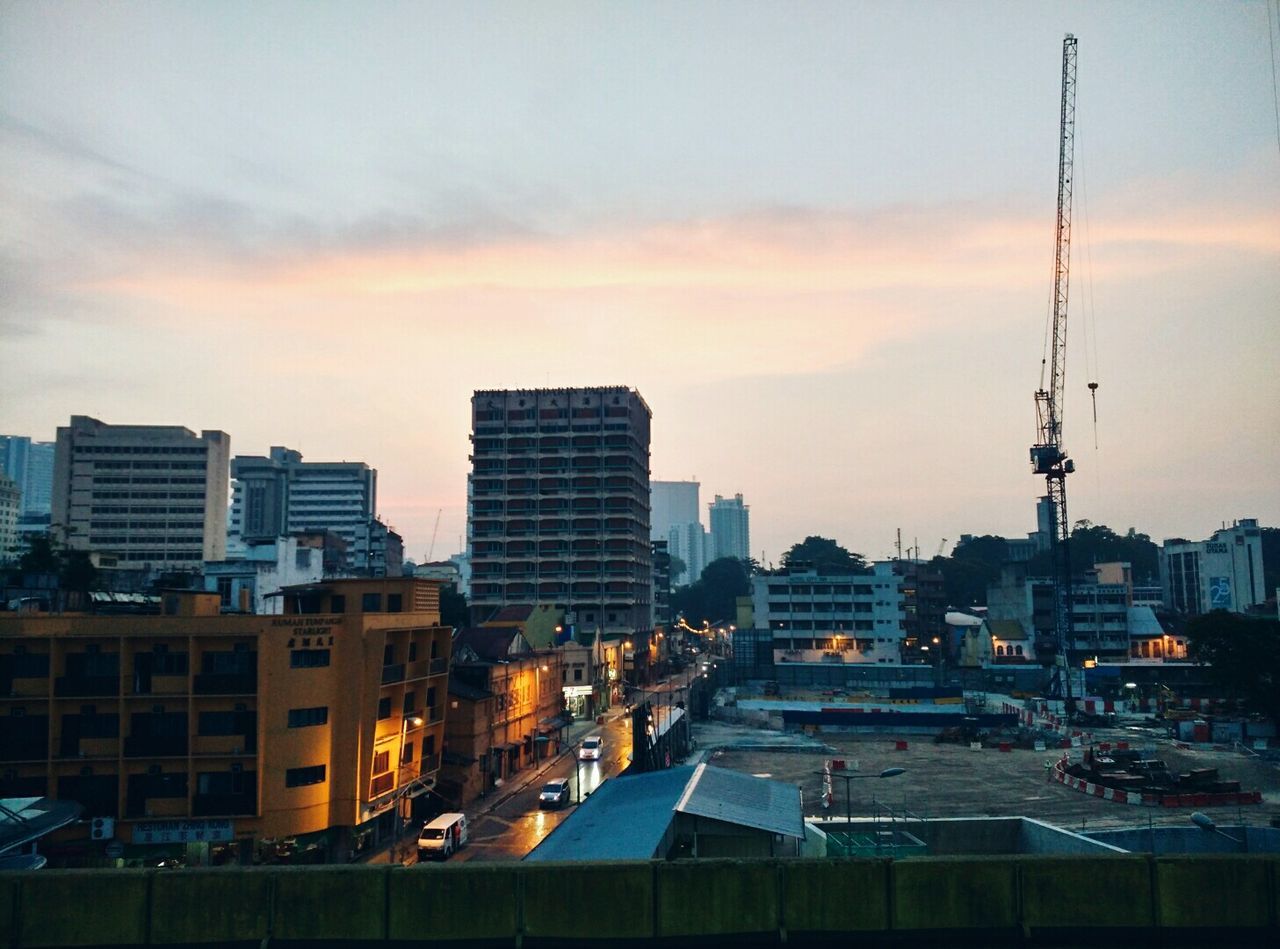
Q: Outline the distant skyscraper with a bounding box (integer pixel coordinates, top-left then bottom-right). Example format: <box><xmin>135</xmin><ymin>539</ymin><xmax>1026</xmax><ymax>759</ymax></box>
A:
<box><xmin>0</xmin><ymin>474</ymin><xmax>20</xmax><ymax>563</ymax></box>
<box><xmin>52</xmin><ymin>415</ymin><xmax>231</xmax><ymax>569</ymax></box>
<box><xmin>229</xmin><ymin>446</ymin><xmax>378</xmax><ymax>570</ymax></box>
<box><xmin>667</xmin><ymin>521</ymin><xmax>707</xmax><ymax>586</ymax></box>
<box><xmin>708</xmin><ymin>493</ymin><xmax>750</xmax><ymax>562</ymax></box>
<box><xmin>0</xmin><ymin>435</ymin><xmax>56</xmax><ymax>517</ymax></box>
<box><xmin>468</xmin><ymin>386</ymin><xmax>652</xmax><ymax>637</ymax></box>
<box><xmin>650</xmin><ymin>480</ymin><xmax>699</xmax><ymax>541</ymax></box>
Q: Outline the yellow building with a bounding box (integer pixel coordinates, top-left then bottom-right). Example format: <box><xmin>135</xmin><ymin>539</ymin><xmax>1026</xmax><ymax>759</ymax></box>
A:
<box><xmin>0</xmin><ymin>577</ymin><xmax>451</xmax><ymax>865</ymax></box>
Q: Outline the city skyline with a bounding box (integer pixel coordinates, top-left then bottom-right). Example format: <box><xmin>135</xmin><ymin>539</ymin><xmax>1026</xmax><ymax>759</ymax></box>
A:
<box><xmin>3</xmin><ymin>2</ymin><xmax>1278</xmax><ymax>566</ymax></box>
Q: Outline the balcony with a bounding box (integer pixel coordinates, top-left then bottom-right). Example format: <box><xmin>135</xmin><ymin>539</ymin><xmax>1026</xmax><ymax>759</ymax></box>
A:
<box><xmin>55</xmin><ymin>675</ymin><xmax>119</xmax><ymax>698</ymax></box>
<box><xmin>124</xmin><ymin>736</ymin><xmax>189</xmax><ymax>758</ymax></box>
<box><xmin>192</xmin><ymin>791</ymin><xmax>257</xmax><ymax>817</ymax></box>
<box><xmin>381</xmin><ymin>663</ymin><xmax>406</xmax><ymax>685</ymax></box>
<box><xmin>370</xmin><ymin>772</ymin><xmax>394</xmax><ymax>796</ymax></box>
<box><xmin>193</xmin><ymin>672</ymin><xmax>257</xmax><ymax>695</ymax></box>
<box><xmin>419</xmin><ymin>752</ymin><xmax>441</xmax><ymax>775</ymax></box>
<box><xmin>429</xmin><ymin>658</ymin><xmax>448</xmax><ymax>676</ymax></box>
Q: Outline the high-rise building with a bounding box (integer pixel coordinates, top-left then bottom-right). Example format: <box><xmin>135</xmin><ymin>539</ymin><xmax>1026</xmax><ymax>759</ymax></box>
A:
<box><xmin>468</xmin><ymin>386</ymin><xmax>652</xmax><ymax>637</ymax></box>
<box><xmin>0</xmin><ymin>435</ymin><xmax>56</xmax><ymax>517</ymax></box>
<box><xmin>0</xmin><ymin>474</ymin><xmax>20</xmax><ymax>564</ymax></box>
<box><xmin>51</xmin><ymin>416</ymin><xmax>231</xmax><ymax>569</ymax></box>
<box><xmin>708</xmin><ymin>492</ymin><xmax>750</xmax><ymax>563</ymax></box>
<box><xmin>650</xmin><ymin>480</ymin><xmax>699</xmax><ymax>541</ymax></box>
<box><xmin>667</xmin><ymin>521</ymin><xmax>707</xmax><ymax>586</ymax></box>
<box><xmin>1159</xmin><ymin>518</ymin><xmax>1266</xmax><ymax>616</ymax></box>
<box><xmin>229</xmin><ymin>447</ymin><xmax>377</xmax><ymax>569</ymax></box>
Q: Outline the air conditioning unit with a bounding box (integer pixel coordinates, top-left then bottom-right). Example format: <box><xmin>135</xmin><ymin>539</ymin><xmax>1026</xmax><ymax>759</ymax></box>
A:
<box><xmin>90</xmin><ymin>817</ymin><xmax>115</xmax><ymax>840</ymax></box>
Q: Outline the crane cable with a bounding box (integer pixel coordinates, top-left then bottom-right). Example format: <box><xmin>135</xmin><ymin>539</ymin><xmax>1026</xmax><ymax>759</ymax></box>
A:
<box><xmin>1269</xmin><ymin>0</ymin><xmax>1280</xmax><ymax>158</ymax></box>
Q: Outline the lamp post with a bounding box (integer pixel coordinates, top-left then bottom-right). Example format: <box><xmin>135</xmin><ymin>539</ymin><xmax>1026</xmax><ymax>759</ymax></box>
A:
<box><xmin>815</xmin><ymin>767</ymin><xmax>906</xmax><ymax>828</ymax></box>
<box><xmin>393</xmin><ymin>715</ymin><xmax>424</xmax><ymax>862</ymax></box>
<box><xmin>1190</xmin><ymin>811</ymin><xmax>1246</xmax><ymax>852</ymax></box>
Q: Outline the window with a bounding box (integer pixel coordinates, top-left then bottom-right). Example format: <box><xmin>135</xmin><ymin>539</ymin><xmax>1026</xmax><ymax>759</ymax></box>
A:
<box><xmin>403</xmin><ymin>692</ymin><xmax>416</xmax><ymax>714</ymax></box>
<box><xmin>383</xmin><ymin>643</ymin><xmax>395</xmax><ymax>666</ymax></box>
<box><xmin>330</xmin><ymin>595</ymin><xmax>346</xmax><ymax>613</ymax></box>
<box><xmin>373</xmin><ymin>750</ymin><xmax>390</xmax><ymax>774</ymax></box>
<box><xmin>408</xmin><ymin>641</ymin><xmax>418</xmax><ymax>662</ymax></box>
<box><xmin>377</xmin><ymin>697</ymin><xmax>392</xmax><ymax>720</ymax></box>
<box><xmin>290</xmin><ymin>649</ymin><xmax>330</xmax><ymax>668</ymax></box>
<box><xmin>362</xmin><ymin>593</ymin><xmax>382</xmax><ymax>612</ymax></box>
<box><xmin>402</xmin><ymin>741</ymin><xmax>414</xmax><ymax>764</ymax></box>
<box><xmin>387</xmin><ymin>594</ymin><xmax>403</xmax><ymax>613</ymax></box>
<box><xmin>285</xmin><ymin>765</ymin><xmax>326</xmax><ymax>787</ymax></box>
<box><xmin>574</xmin><ymin>668</ymin><xmax>583</xmax><ymax>682</ymax></box>
<box><xmin>287</xmin><ymin>707</ymin><xmax>328</xmax><ymax>728</ymax></box>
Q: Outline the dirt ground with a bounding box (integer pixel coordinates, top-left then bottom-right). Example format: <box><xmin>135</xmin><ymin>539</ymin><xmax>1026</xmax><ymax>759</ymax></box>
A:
<box><xmin>697</xmin><ymin>721</ymin><xmax>1280</xmax><ymax>832</ymax></box>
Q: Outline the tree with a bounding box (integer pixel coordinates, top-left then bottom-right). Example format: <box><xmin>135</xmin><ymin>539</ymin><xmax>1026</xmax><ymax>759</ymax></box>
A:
<box><xmin>440</xmin><ymin>584</ymin><xmax>468</xmax><ymax>630</ymax></box>
<box><xmin>1025</xmin><ymin>522</ymin><xmax>1159</xmax><ymax>583</ymax></box>
<box><xmin>671</xmin><ymin>557</ymin><xmax>751</xmax><ymax>626</ymax></box>
<box><xmin>780</xmin><ymin>536</ymin><xmax>869</xmax><ymax>574</ymax></box>
<box><xmin>1187</xmin><ymin>611</ymin><xmax>1280</xmax><ymax>724</ymax></box>
<box><xmin>666</xmin><ymin>554</ymin><xmax>688</xmax><ymax>586</ymax></box>
<box><xmin>936</xmin><ymin>535</ymin><xmax>1009</xmax><ymax>608</ymax></box>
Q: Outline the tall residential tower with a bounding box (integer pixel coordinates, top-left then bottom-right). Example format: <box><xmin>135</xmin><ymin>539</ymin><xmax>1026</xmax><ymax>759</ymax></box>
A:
<box><xmin>468</xmin><ymin>387</ymin><xmax>652</xmax><ymax>637</ymax></box>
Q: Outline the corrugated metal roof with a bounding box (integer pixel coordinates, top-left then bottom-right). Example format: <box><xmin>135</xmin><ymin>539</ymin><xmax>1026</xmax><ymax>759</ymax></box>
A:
<box><xmin>523</xmin><ymin>767</ymin><xmax>695</xmax><ymax>862</ymax></box>
<box><xmin>1127</xmin><ymin>606</ymin><xmax>1165</xmax><ymax>637</ymax></box>
<box><xmin>524</xmin><ymin>764</ymin><xmax>805</xmax><ymax>861</ymax></box>
<box><xmin>676</xmin><ymin>764</ymin><xmax>805</xmax><ymax>839</ymax></box>
<box><xmin>988</xmin><ymin>619</ymin><xmax>1028</xmax><ymax>640</ymax></box>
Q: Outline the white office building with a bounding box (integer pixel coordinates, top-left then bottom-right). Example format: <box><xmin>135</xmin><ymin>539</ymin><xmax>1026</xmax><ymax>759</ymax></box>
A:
<box><xmin>1160</xmin><ymin>519</ymin><xmax>1267</xmax><ymax>616</ymax></box>
<box><xmin>751</xmin><ymin>563</ymin><xmax>905</xmax><ymax>664</ymax></box>
<box><xmin>229</xmin><ymin>446</ymin><xmax>377</xmax><ymax>569</ymax></box>
<box><xmin>51</xmin><ymin>415</ymin><xmax>231</xmax><ymax>569</ymax></box>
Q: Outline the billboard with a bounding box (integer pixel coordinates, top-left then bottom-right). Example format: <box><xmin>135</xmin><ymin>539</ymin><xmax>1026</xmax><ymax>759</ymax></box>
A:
<box><xmin>1209</xmin><ymin>576</ymin><xmax>1232</xmax><ymax>609</ymax></box>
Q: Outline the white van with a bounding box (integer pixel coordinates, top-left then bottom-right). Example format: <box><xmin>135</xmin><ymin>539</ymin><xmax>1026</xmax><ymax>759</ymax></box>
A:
<box><xmin>417</xmin><ymin>812</ymin><xmax>468</xmax><ymax>861</ymax></box>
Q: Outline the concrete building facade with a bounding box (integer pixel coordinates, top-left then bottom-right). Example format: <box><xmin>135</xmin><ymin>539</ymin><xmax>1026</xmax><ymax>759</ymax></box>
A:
<box><xmin>51</xmin><ymin>416</ymin><xmax>231</xmax><ymax>570</ymax></box>
<box><xmin>0</xmin><ymin>474</ymin><xmax>20</xmax><ymax>564</ymax></box>
<box><xmin>468</xmin><ymin>386</ymin><xmax>653</xmax><ymax>639</ymax></box>
<box><xmin>202</xmin><ymin>532</ymin><xmax>345</xmax><ymax>614</ymax></box>
<box><xmin>0</xmin><ymin>577</ymin><xmax>452</xmax><ymax>865</ymax></box>
<box><xmin>708</xmin><ymin>492</ymin><xmax>750</xmax><ymax>563</ymax></box>
<box><xmin>0</xmin><ymin>435</ymin><xmax>56</xmax><ymax>517</ymax></box>
<box><xmin>229</xmin><ymin>447</ymin><xmax>376</xmax><ymax>569</ymax></box>
<box><xmin>750</xmin><ymin>564</ymin><xmax>906</xmax><ymax>664</ymax></box>
<box><xmin>1159</xmin><ymin>518</ymin><xmax>1267</xmax><ymax>616</ymax></box>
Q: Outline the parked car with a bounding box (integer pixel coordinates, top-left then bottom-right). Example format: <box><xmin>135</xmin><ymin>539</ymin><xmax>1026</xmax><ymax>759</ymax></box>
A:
<box><xmin>417</xmin><ymin>813</ymin><xmax>468</xmax><ymax>860</ymax></box>
<box><xmin>539</xmin><ymin>779</ymin><xmax>571</xmax><ymax>809</ymax></box>
<box><xmin>578</xmin><ymin>736</ymin><xmax>604</xmax><ymax>761</ymax></box>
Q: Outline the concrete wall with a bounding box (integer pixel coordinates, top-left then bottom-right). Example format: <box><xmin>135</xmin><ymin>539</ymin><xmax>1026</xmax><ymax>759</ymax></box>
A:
<box><xmin>1087</xmin><ymin>825</ymin><xmax>1280</xmax><ymax>855</ymax></box>
<box><xmin>2</xmin><ymin>855</ymin><xmax>1276</xmax><ymax>946</ymax></box>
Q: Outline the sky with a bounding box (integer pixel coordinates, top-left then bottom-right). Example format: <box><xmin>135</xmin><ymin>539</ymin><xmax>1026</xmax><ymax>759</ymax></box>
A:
<box><xmin>2</xmin><ymin>0</ymin><xmax>1278</xmax><ymax>567</ymax></box>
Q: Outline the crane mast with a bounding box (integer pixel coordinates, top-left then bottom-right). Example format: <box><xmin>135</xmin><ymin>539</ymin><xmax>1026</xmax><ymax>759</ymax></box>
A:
<box><xmin>1031</xmin><ymin>34</ymin><xmax>1077</xmax><ymax>700</ymax></box>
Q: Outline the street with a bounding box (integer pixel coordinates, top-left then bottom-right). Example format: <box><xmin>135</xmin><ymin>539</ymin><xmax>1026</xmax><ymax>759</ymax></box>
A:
<box><xmin>448</xmin><ymin>665</ymin><xmax>700</xmax><ymax>862</ymax></box>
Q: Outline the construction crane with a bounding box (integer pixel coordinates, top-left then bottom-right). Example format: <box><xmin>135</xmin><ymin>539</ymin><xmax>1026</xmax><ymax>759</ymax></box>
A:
<box><xmin>1030</xmin><ymin>34</ymin><xmax>1077</xmax><ymax>704</ymax></box>
<box><xmin>425</xmin><ymin>508</ymin><xmax>442</xmax><ymax>562</ymax></box>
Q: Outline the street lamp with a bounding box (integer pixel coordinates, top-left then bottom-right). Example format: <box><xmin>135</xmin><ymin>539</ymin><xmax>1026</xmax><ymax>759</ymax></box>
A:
<box><xmin>1190</xmin><ymin>811</ymin><xmax>1246</xmax><ymax>852</ymax></box>
<box><xmin>816</xmin><ymin>767</ymin><xmax>907</xmax><ymax>828</ymax></box>
<box><xmin>394</xmin><ymin>715</ymin><xmax>424</xmax><ymax>862</ymax></box>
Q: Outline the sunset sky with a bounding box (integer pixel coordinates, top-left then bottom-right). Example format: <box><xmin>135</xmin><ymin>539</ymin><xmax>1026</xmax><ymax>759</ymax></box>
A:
<box><xmin>3</xmin><ymin>1</ymin><xmax>1278</xmax><ymax>567</ymax></box>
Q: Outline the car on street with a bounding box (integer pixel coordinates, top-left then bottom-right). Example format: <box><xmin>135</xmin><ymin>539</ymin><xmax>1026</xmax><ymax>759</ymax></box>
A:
<box><xmin>539</xmin><ymin>778</ymin><xmax>571</xmax><ymax>809</ymax></box>
<box><xmin>578</xmin><ymin>736</ymin><xmax>604</xmax><ymax>761</ymax></box>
